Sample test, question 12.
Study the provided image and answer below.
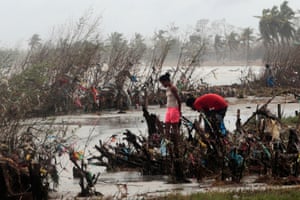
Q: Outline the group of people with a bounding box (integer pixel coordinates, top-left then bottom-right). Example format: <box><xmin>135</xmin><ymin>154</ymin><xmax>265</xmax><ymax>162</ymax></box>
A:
<box><xmin>159</xmin><ymin>72</ymin><xmax>228</xmax><ymax>138</ymax></box>
<box><xmin>159</xmin><ymin>63</ymin><xmax>276</xmax><ymax>137</ymax></box>
<box><xmin>57</xmin><ymin>75</ymin><xmax>101</xmax><ymax>111</ymax></box>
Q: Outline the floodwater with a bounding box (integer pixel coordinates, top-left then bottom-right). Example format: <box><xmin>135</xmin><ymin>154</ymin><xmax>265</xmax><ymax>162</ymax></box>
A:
<box><xmin>45</xmin><ymin>65</ymin><xmax>299</xmax><ymax>199</ymax></box>
<box><xmin>143</xmin><ymin>65</ymin><xmax>264</xmax><ymax>86</ymax></box>
<box><xmin>46</xmin><ymin>95</ymin><xmax>300</xmax><ymax>199</ymax></box>
<box><xmin>186</xmin><ymin>65</ymin><xmax>263</xmax><ymax>86</ymax></box>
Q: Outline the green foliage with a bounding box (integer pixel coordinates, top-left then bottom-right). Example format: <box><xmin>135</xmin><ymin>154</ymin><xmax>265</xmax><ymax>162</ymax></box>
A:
<box><xmin>153</xmin><ymin>189</ymin><xmax>300</xmax><ymax>200</ymax></box>
<box><xmin>257</xmin><ymin>1</ymin><xmax>295</xmax><ymax>46</ymax></box>
<box><xmin>281</xmin><ymin>115</ymin><xmax>299</xmax><ymax>125</ymax></box>
<box><xmin>227</xmin><ymin>31</ymin><xmax>240</xmax><ymax>52</ymax></box>
<box><xmin>10</xmin><ymin>62</ymin><xmax>49</xmax><ymax>93</ymax></box>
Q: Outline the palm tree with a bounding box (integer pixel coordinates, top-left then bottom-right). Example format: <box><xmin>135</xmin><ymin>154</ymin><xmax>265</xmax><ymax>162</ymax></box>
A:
<box><xmin>240</xmin><ymin>28</ymin><xmax>255</xmax><ymax>65</ymax></box>
<box><xmin>28</xmin><ymin>34</ymin><xmax>42</xmax><ymax>50</ymax></box>
<box><xmin>257</xmin><ymin>7</ymin><xmax>280</xmax><ymax>46</ymax></box>
<box><xmin>257</xmin><ymin>1</ymin><xmax>295</xmax><ymax>47</ymax></box>
<box><xmin>278</xmin><ymin>1</ymin><xmax>295</xmax><ymax>45</ymax></box>
<box><xmin>226</xmin><ymin>31</ymin><xmax>240</xmax><ymax>60</ymax></box>
<box><xmin>269</xmin><ymin>6</ymin><xmax>281</xmax><ymax>44</ymax></box>
<box><xmin>257</xmin><ymin>9</ymin><xmax>272</xmax><ymax>46</ymax></box>
<box><xmin>214</xmin><ymin>34</ymin><xmax>225</xmax><ymax>62</ymax></box>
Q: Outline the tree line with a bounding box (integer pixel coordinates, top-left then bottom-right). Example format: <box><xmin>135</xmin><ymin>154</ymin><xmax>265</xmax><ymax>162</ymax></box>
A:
<box><xmin>0</xmin><ymin>1</ymin><xmax>299</xmax><ymax>120</ymax></box>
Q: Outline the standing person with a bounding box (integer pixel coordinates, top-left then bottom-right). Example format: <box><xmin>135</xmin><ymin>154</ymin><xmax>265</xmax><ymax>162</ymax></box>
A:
<box><xmin>265</xmin><ymin>64</ymin><xmax>274</xmax><ymax>87</ymax></box>
<box><xmin>160</xmin><ymin>73</ymin><xmax>187</xmax><ymax>183</ymax></box>
<box><xmin>159</xmin><ymin>72</ymin><xmax>181</xmax><ymax>138</ymax></box>
<box><xmin>186</xmin><ymin>93</ymin><xmax>228</xmax><ymax>136</ymax></box>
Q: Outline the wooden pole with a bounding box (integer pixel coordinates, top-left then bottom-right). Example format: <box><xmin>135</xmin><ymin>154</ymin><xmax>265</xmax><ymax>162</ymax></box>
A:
<box><xmin>277</xmin><ymin>104</ymin><xmax>281</xmax><ymax>119</ymax></box>
<box><xmin>236</xmin><ymin>109</ymin><xmax>241</xmax><ymax>131</ymax></box>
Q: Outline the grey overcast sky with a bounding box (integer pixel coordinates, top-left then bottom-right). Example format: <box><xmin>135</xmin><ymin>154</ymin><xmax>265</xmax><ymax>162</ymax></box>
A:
<box><xmin>1</xmin><ymin>0</ymin><xmax>300</xmax><ymax>47</ymax></box>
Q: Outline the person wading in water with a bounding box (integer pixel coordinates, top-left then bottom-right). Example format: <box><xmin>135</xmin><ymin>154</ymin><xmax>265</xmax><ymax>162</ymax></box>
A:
<box><xmin>160</xmin><ymin>72</ymin><xmax>188</xmax><ymax>182</ymax></box>
<box><xmin>159</xmin><ymin>72</ymin><xmax>181</xmax><ymax>138</ymax></box>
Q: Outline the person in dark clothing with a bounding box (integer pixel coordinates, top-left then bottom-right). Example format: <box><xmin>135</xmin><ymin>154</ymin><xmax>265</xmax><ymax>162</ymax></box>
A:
<box><xmin>186</xmin><ymin>93</ymin><xmax>228</xmax><ymax>136</ymax></box>
<box><xmin>265</xmin><ymin>64</ymin><xmax>275</xmax><ymax>87</ymax></box>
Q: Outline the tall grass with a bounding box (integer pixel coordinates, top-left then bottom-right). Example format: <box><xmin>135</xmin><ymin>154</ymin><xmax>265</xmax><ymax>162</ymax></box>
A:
<box><xmin>151</xmin><ymin>189</ymin><xmax>300</xmax><ymax>200</ymax></box>
<box><xmin>281</xmin><ymin>116</ymin><xmax>299</xmax><ymax>126</ymax></box>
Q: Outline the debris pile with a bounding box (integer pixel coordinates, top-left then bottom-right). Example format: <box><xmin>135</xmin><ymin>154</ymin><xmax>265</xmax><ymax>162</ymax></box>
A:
<box><xmin>89</xmin><ymin>99</ymin><xmax>300</xmax><ymax>184</ymax></box>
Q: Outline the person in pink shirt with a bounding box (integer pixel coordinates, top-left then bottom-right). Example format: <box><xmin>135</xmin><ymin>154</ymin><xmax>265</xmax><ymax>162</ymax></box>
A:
<box><xmin>186</xmin><ymin>93</ymin><xmax>228</xmax><ymax>136</ymax></box>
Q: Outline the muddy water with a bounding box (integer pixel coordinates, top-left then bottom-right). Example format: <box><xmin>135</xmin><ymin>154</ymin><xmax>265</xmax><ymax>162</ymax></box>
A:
<box><xmin>46</xmin><ymin>95</ymin><xmax>300</xmax><ymax>199</ymax></box>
